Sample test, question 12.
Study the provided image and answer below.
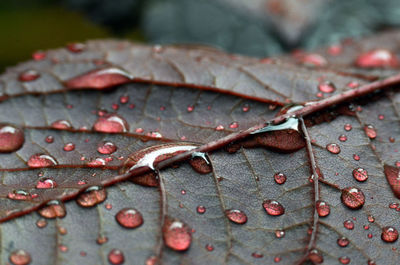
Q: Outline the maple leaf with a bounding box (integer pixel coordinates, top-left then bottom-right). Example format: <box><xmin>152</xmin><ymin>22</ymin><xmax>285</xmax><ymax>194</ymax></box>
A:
<box><xmin>0</xmin><ymin>31</ymin><xmax>400</xmax><ymax>265</ymax></box>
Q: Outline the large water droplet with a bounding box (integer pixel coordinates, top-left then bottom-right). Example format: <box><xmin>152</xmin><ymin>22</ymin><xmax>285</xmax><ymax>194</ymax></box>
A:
<box><xmin>38</xmin><ymin>200</ymin><xmax>66</xmax><ymax>219</ymax></box>
<box><xmin>163</xmin><ymin>217</ymin><xmax>192</xmax><ymax>251</ymax></box>
<box><xmin>65</xmin><ymin>67</ymin><xmax>133</xmax><ymax>90</ymax></box>
<box><xmin>316</xmin><ymin>200</ymin><xmax>330</xmax><ymax>217</ymax></box>
<box><xmin>353</xmin><ymin>168</ymin><xmax>368</xmax><ymax>182</ymax></box>
<box><xmin>364</xmin><ymin>125</ymin><xmax>377</xmax><ymax>139</ymax></box>
<box><xmin>27</xmin><ymin>154</ymin><xmax>58</xmax><ymax>168</ymax></box>
<box><xmin>0</xmin><ymin>124</ymin><xmax>24</xmax><ymax>153</ymax></box>
<box><xmin>19</xmin><ymin>70</ymin><xmax>40</xmax><ymax>82</ymax></box>
<box><xmin>337</xmin><ymin>237</ymin><xmax>349</xmax><ymax>247</ymax></box>
<box><xmin>9</xmin><ymin>249</ymin><xmax>31</xmax><ymax>265</ymax></box>
<box><xmin>97</xmin><ymin>141</ymin><xmax>117</xmax><ymax>154</ymax></box>
<box><xmin>263</xmin><ymin>200</ymin><xmax>285</xmax><ymax>216</ymax></box>
<box><xmin>225</xmin><ymin>209</ymin><xmax>247</xmax><ymax>224</ymax></box>
<box><xmin>108</xmin><ymin>249</ymin><xmax>124</xmax><ymax>265</ymax></box>
<box><xmin>274</xmin><ymin>173</ymin><xmax>287</xmax><ymax>184</ymax></box>
<box><xmin>384</xmin><ymin>165</ymin><xmax>400</xmax><ymax>199</ymax></box>
<box><xmin>115</xmin><ymin>208</ymin><xmax>143</xmax><ymax>229</ymax></box>
<box><xmin>381</xmin><ymin>226</ymin><xmax>398</xmax><ymax>243</ymax></box>
<box><xmin>341</xmin><ymin>187</ymin><xmax>365</xmax><ymax>209</ymax></box>
<box><xmin>326</xmin><ymin>143</ymin><xmax>340</xmax><ymax>154</ymax></box>
<box><xmin>355</xmin><ymin>49</ymin><xmax>398</xmax><ymax>68</ymax></box>
<box><xmin>93</xmin><ymin>114</ymin><xmax>129</xmax><ymax>133</ymax></box>
<box><xmin>318</xmin><ymin>81</ymin><xmax>336</xmax><ymax>93</ymax></box>
<box><xmin>76</xmin><ymin>186</ymin><xmax>107</xmax><ymax>207</ymax></box>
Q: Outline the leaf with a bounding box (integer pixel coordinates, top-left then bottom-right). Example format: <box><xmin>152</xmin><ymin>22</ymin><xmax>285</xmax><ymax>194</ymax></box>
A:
<box><xmin>0</xmin><ymin>31</ymin><xmax>400</xmax><ymax>265</ymax></box>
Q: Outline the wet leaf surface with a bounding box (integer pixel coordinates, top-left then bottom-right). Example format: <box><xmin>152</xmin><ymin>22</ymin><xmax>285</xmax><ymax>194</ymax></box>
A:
<box><xmin>1</xmin><ymin>31</ymin><xmax>400</xmax><ymax>264</ymax></box>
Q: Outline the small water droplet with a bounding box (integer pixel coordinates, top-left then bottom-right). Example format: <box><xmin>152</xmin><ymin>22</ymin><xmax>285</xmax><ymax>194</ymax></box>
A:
<box><xmin>93</xmin><ymin>114</ymin><xmax>129</xmax><ymax>133</ymax></box>
<box><xmin>76</xmin><ymin>186</ymin><xmax>107</xmax><ymax>207</ymax></box>
<box><xmin>225</xmin><ymin>209</ymin><xmax>247</xmax><ymax>224</ymax></box>
<box><xmin>32</xmin><ymin>50</ymin><xmax>46</xmax><ymax>60</ymax></box>
<box><xmin>63</xmin><ymin>142</ymin><xmax>75</xmax><ymax>152</ymax></box>
<box><xmin>353</xmin><ymin>154</ymin><xmax>360</xmax><ymax>161</ymax></box>
<box><xmin>36</xmin><ymin>177</ymin><xmax>57</xmax><ymax>189</ymax></box>
<box><xmin>58</xmin><ymin>226</ymin><xmax>67</xmax><ymax>235</ymax></box>
<box><xmin>339</xmin><ymin>135</ymin><xmax>347</xmax><ymax>142</ymax></box>
<box><xmin>229</xmin><ymin>122</ymin><xmax>239</xmax><ymax>129</ymax></box>
<box><xmin>382</xmin><ymin>226</ymin><xmax>399</xmax><ymax>243</ymax></box>
<box><xmin>145</xmin><ymin>256</ymin><xmax>158</xmax><ymax>265</ymax></box>
<box><xmin>205</xmin><ymin>244</ymin><xmax>214</xmax><ymax>251</ymax></box>
<box><xmin>51</xmin><ymin>120</ymin><xmax>72</xmax><ymax>130</ymax></box>
<box><xmin>353</xmin><ymin>168</ymin><xmax>368</xmax><ymax>182</ymax></box>
<box><xmin>251</xmin><ymin>252</ymin><xmax>263</xmax><ymax>258</ymax></box>
<box><xmin>356</xmin><ymin>49</ymin><xmax>398</xmax><ymax>68</ymax></box>
<box><xmin>339</xmin><ymin>256</ymin><xmax>351</xmax><ymax>264</ymax></box>
<box><xmin>196</xmin><ymin>205</ymin><xmax>206</xmax><ymax>214</ymax></box>
<box><xmin>7</xmin><ymin>190</ymin><xmax>32</xmax><ymax>200</ymax></box>
<box><xmin>189</xmin><ymin>153</ymin><xmax>212</xmax><ymax>174</ymax></box>
<box><xmin>308</xmin><ymin>249</ymin><xmax>323</xmax><ymax>264</ymax></box>
<box><xmin>97</xmin><ymin>141</ymin><xmax>117</xmax><ymax>154</ymax></box>
<box><xmin>96</xmin><ymin>235</ymin><xmax>108</xmax><ymax>245</ymax></box>
<box><xmin>318</xmin><ymin>81</ymin><xmax>336</xmax><ymax>93</ymax></box>
<box><xmin>163</xmin><ymin>217</ymin><xmax>192</xmax><ymax>251</ymax></box>
<box><xmin>19</xmin><ymin>69</ymin><xmax>40</xmax><ymax>82</ymax></box>
<box><xmin>120</xmin><ymin>95</ymin><xmax>129</xmax><ymax>104</ymax></box>
<box><xmin>108</xmin><ymin>249</ymin><xmax>124</xmax><ymax>265</ymax></box>
<box><xmin>368</xmin><ymin>260</ymin><xmax>376</xmax><ymax>265</ymax></box>
<box><xmin>45</xmin><ymin>135</ymin><xmax>54</xmax><ymax>143</ymax></box>
<box><xmin>367</xmin><ymin>215</ymin><xmax>375</xmax><ymax>223</ymax></box>
<box><xmin>347</xmin><ymin>81</ymin><xmax>359</xmax><ymax>88</ymax></box>
<box><xmin>27</xmin><ymin>154</ymin><xmax>57</xmax><ymax>168</ymax></box>
<box><xmin>316</xmin><ymin>200</ymin><xmax>330</xmax><ymax>217</ymax></box>
<box><xmin>275</xmin><ymin>230</ymin><xmax>285</xmax><ymax>238</ymax></box>
<box><xmin>215</xmin><ymin>125</ymin><xmax>224</xmax><ymax>131</ymax></box>
<box><xmin>187</xmin><ymin>105</ymin><xmax>194</xmax><ymax>112</ymax></box>
<box><xmin>38</xmin><ymin>200</ymin><xmax>66</xmax><ymax>219</ymax></box>
<box><xmin>341</xmin><ymin>187</ymin><xmax>365</xmax><ymax>209</ymax></box>
<box><xmin>274</xmin><ymin>173</ymin><xmax>287</xmax><ymax>185</ymax></box>
<box><xmin>115</xmin><ymin>208</ymin><xmax>143</xmax><ymax>229</ymax></box>
<box><xmin>364</xmin><ymin>125</ymin><xmax>377</xmax><ymax>139</ymax></box>
<box><xmin>344</xmin><ymin>220</ymin><xmax>354</xmax><ymax>230</ymax></box>
<box><xmin>9</xmin><ymin>249</ymin><xmax>31</xmax><ymax>265</ymax></box>
<box><xmin>337</xmin><ymin>237</ymin><xmax>349</xmax><ymax>247</ymax></box>
<box><xmin>66</xmin><ymin>42</ymin><xmax>85</xmax><ymax>53</ymax></box>
<box><xmin>326</xmin><ymin>143</ymin><xmax>341</xmax><ymax>154</ymax></box>
<box><xmin>384</xmin><ymin>165</ymin><xmax>400</xmax><ymax>199</ymax></box>
<box><xmin>36</xmin><ymin>218</ymin><xmax>47</xmax><ymax>228</ymax></box>
<box><xmin>274</xmin><ymin>256</ymin><xmax>281</xmax><ymax>263</ymax></box>
<box><xmin>263</xmin><ymin>200</ymin><xmax>285</xmax><ymax>216</ymax></box>
<box><xmin>0</xmin><ymin>124</ymin><xmax>24</xmax><ymax>153</ymax></box>
<box><xmin>295</xmin><ymin>53</ymin><xmax>327</xmax><ymax>67</ymax></box>
<box><xmin>344</xmin><ymin>124</ymin><xmax>352</xmax><ymax>131</ymax></box>
<box><xmin>242</xmin><ymin>105</ymin><xmax>250</xmax><ymax>112</ymax></box>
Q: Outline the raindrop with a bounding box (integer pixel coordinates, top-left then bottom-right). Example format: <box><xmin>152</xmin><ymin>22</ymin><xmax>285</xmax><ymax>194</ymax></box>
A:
<box><xmin>308</xmin><ymin>249</ymin><xmax>323</xmax><ymax>264</ymax></box>
<box><xmin>36</xmin><ymin>178</ymin><xmax>57</xmax><ymax>189</ymax></box>
<box><xmin>27</xmin><ymin>154</ymin><xmax>58</xmax><ymax>168</ymax></box>
<box><xmin>384</xmin><ymin>165</ymin><xmax>400</xmax><ymax>199</ymax></box>
<box><xmin>96</xmin><ymin>236</ymin><xmax>108</xmax><ymax>245</ymax></box>
<box><xmin>9</xmin><ymin>249</ymin><xmax>31</xmax><ymax>265</ymax></box>
<box><xmin>337</xmin><ymin>237</ymin><xmax>349</xmax><ymax>247</ymax></box>
<box><xmin>36</xmin><ymin>218</ymin><xmax>47</xmax><ymax>228</ymax></box>
<box><xmin>352</xmin><ymin>168</ymin><xmax>368</xmax><ymax>182</ymax></box>
<box><xmin>355</xmin><ymin>49</ymin><xmax>398</xmax><ymax>68</ymax></box>
<box><xmin>364</xmin><ymin>125</ymin><xmax>377</xmax><ymax>139</ymax></box>
<box><xmin>318</xmin><ymin>81</ymin><xmax>336</xmax><ymax>93</ymax></box>
<box><xmin>66</xmin><ymin>42</ymin><xmax>85</xmax><ymax>53</ymax></box>
<box><xmin>251</xmin><ymin>252</ymin><xmax>263</xmax><ymax>258</ymax></box>
<box><xmin>32</xmin><ymin>50</ymin><xmax>46</xmax><ymax>60</ymax></box>
<box><xmin>275</xmin><ymin>230</ymin><xmax>285</xmax><ymax>238</ymax></box>
<box><xmin>115</xmin><ymin>208</ymin><xmax>143</xmax><ymax>229</ymax></box>
<box><xmin>381</xmin><ymin>226</ymin><xmax>398</xmax><ymax>243</ymax></box>
<box><xmin>205</xmin><ymin>244</ymin><xmax>214</xmax><ymax>251</ymax></box>
<box><xmin>274</xmin><ymin>173</ymin><xmax>286</xmax><ymax>185</ymax></box>
<box><xmin>341</xmin><ymin>187</ymin><xmax>365</xmax><ymax>209</ymax></box>
<box><xmin>274</xmin><ymin>256</ymin><xmax>281</xmax><ymax>263</ymax></box>
<box><xmin>97</xmin><ymin>141</ymin><xmax>117</xmax><ymax>154</ymax></box>
<box><xmin>229</xmin><ymin>122</ymin><xmax>239</xmax><ymax>129</ymax></box>
<box><xmin>38</xmin><ymin>200</ymin><xmax>66</xmax><ymax>219</ymax></box>
<box><xmin>339</xmin><ymin>135</ymin><xmax>347</xmax><ymax>142</ymax></box>
<box><xmin>368</xmin><ymin>215</ymin><xmax>375</xmax><ymax>223</ymax></box>
<box><xmin>93</xmin><ymin>114</ymin><xmax>129</xmax><ymax>133</ymax></box>
<box><xmin>108</xmin><ymin>249</ymin><xmax>124</xmax><ymax>265</ymax></box>
<box><xmin>45</xmin><ymin>135</ymin><xmax>54</xmax><ymax>143</ymax></box>
<box><xmin>263</xmin><ymin>200</ymin><xmax>285</xmax><ymax>216</ymax></box>
<box><xmin>353</xmin><ymin>154</ymin><xmax>360</xmax><ymax>161</ymax></box>
<box><xmin>120</xmin><ymin>95</ymin><xmax>129</xmax><ymax>104</ymax></box>
<box><xmin>215</xmin><ymin>125</ymin><xmax>224</xmax><ymax>131</ymax></box>
<box><xmin>316</xmin><ymin>200</ymin><xmax>330</xmax><ymax>217</ymax></box>
<box><xmin>19</xmin><ymin>69</ymin><xmax>40</xmax><ymax>82</ymax></box>
<box><xmin>196</xmin><ymin>205</ymin><xmax>206</xmax><ymax>214</ymax></box>
<box><xmin>242</xmin><ymin>105</ymin><xmax>250</xmax><ymax>112</ymax></box>
<box><xmin>0</xmin><ymin>124</ymin><xmax>24</xmax><ymax>153</ymax></box>
<box><xmin>63</xmin><ymin>143</ymin><xmax>75</xmax><ymax>152</ymax></box>
<box><xmin>163</xmin><ymin>217</ymin><xmax>192</xmax><ymax>251</ymax></box>
<box><xmin>344</xmin><ymin>124</ymin><xmax>352</xmax><ymax>131</ymax></box>
<box><xmin>339</xmin><ymin>256</ymin><xmax>351</xmax><ymax>264</ymax></box>
<box><xmin>76</xmin><ymin>186</ymin><xmax>107</xmax><ymax>207</ymax></box>
<box><xmin>225</xmin><ymin>209</ymin><xmax>247</xmax><ymax>224</ymax></box>
<box><xmin>51</xmin><ymin>120</ymin><xmax>72</xmax><ymax>130</ymax></box>
<box><xmin>326</xmin><ymin>143</ymin><xmax>340</xmax><ymax>154</ymax></box>
<box><xmin>343</xmin><ymin>220</ymin><xmax>354</xmax><ymax>230</ymax></box>
<box><xmin>7</xmin><ymin>190</ymin><xmax>32</xmax><ymax>200</ymax></box>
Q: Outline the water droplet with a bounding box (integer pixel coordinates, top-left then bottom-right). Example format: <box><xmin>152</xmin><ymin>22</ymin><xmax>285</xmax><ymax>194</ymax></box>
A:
<box><xmin>93</xmin><ymin>114</ymin><xmax>129</xmax><ymax>133</ymax></box>
<box><xmin>115</xmin><ymin>208</ymin><xmax>143</xmax><ymax>229</ymax></box>
<box><xmin>163</xmin><ymin>217</ymin><xmax>192</xmax><ymax>251</ymax></box>
<box><xmin>318</xmin><ymin>81</ymin><xmax>336</xmax><ymax>93</ymax></box>
<box><xmin>326</xmin><ymin>143</ymin><xmax>341</xmax><ymax>154</ymax></box>
<box><xmin>364</xmin><ymin>125</ymin><xmax>377</xmax><ymax>139</ymax></box>
<box><xmin>51</xmin><ymin>120</ymin><xmax>72</xmax><ymax>130</ymax></box>
<box><xmin>205</xmin><ymin>244</ymin><xmax>214</xmax><ymax>251</ymax></box>
<box><xmin>45</xmin><ymin>135</ymin><xmax>54</xmax><ymax>143</ymax></box>
<box><xmin>187</xmin><ymin>105</ymin><xmax>194</xmax><ymax>112</ymax></box>
<box><xmin>112</xmin><ymin>103</ymin><xmax>119</xmax><ymax>111</ymax></box>
<box><xmin>251</xmin><ymin>252</ymin><xmax>263</xmax><ymax>258</ymax></box>
<box><xmin>147</xmin><ymin>131</ymin><xmax>163</xmax><ymax>138</ymax></box>
<box><xmin>32</xmin><ymin>50</ymin><xmax>46</xmax><ymax>60</ymax></box>
<box><xmin>9</xmin><ymin>249</ymin><xmax>31</xmax><ymax>265</ymax></box>
<box><xmin>27</xmin><ymin>154</ymin><xmax>57</xmax><ymax>168</ymax></box>
<box><xmin>381</xmin><ymin>226</ymin><xmax>399</xmax><ymax>243</ymax></box>
<box><xmin>364</xmin><ymin>224</ymin><xmax>370</xmax><ymax>230</ymax></box>
<box><xmin>344</xmin><ymin>220</ymin><xmax>354</xmax><ymax>230</ymax></box>
<box><xmin>353</xmin><ymin>154</ymin><xmax>360</xmax><ymax>161</ymax></box>
<box><xmin>65</xmin><ymin>67</ymin><xmax>133</xmax><ymax>89</ymax></box>
<box><xmin>274</xmin><ymin>256</ymin><xmax>281</xmax><ymax>263</ymax></box>
<box><xmin>19</xmin><ymin>69</ymin><xmax>40</xmax><ymax>82</ymax></box>
<box><xmin>242</xmin><ymin>105</ymin><xmax>250</xmax><ymax>112</ymax></box>
<box><xmin>7</xmin><ymin>190</ymin><xmax>32</xmax><ymax>200</ymax></box>
<box><xmin>96</xmin><ymin>235</ymin><xmax>108</xmax><ymax>245</ymax></box>
<box><xmin>308</xmin><ymin>249</ymin><xmax>323</xmax><ymax>264</ymax></box>
<box><xmin>341</xmin><ymin>187</ymin><xmax>365</xmax><ymax>209</ymax></box>
<box><xmin>339</xmin><ymin>135</ymin><xmax>347</xmax><ymax>142</ymax></box>
<box><xmin>368</xmin><ymin>215</ymin><xmax>375</xmax><ymax>223</ymax></box>
<box><xmin>225</xmin><ymin>209</ymin><xmax>247</xmax><ymax>224</ymax></box>
<box><xmin>389</xmin><ymin>202</ymin><xmax>399</xmax><ymax>209</ymax></box>
<box><xmin>38</xmin><ymin>200</ymin><xmax>66</xmax><ymax>219</ymax></box>
<box><xmin>58</xmin><ymin>226</ymin><xmax>67</xmax><ymax>235</ymax></box>
<box><xmin>63</xmin><ymin>142</ymin><xmax>75</xmax><ymax>152</ymax></box>
<box><xmin>339</xmin><ymin>256</ymin><xmax>351</xmax><ymax>264</ymax></box>
<box><xmin>66</xmin><ymin>42</ymin><xmax>85</xmax><ymax>53</ymax></box>
<box><xmin>97</xmin><ymin>141</ymin><xmax>117</xmax><ymax>154</ymax></box>
<box><xmin>215</xmin><ymin>125</ymin><xmax>224</xmax><ymax>131</ymax></box>
<box><xmin>356</xmin><ymin>49</ymin><xmax>398</xmax><ymax>68</ymax></box>
<box><xmin>316</xmin><ymin>200</ymin><xmax>330</xmax><ymax>217</ymax></box>
<box><xmin>189</xmin><ymin>153</ymin><xmax>212</xmax><ymax>174</ymax></box>
<box><xmin>384</xmin><ymin>165</ymin><xmax>400</xmax><ymax>199</ymax></box>
<box><xmin>36</xmin><ymin>218</ymin><xmax>47</xmax><ymax>228</ymax></box>
<box><xmin>120</xmin><ymin>95</ymin><xmax>129</xmax><ymax>104</ymax></box>
<box><xmin>145</xmin><ymin>256</ymin><xmax>158</xmax><ymax>265</ymax></box>
<box><xmin>327</xmin><ymin>44</ymin><xmax>342</xmax><ymax>55</ymax></box>
<box><xmin>296</xmin><ymin>53</ymin><xmax>327</xmax><ymax>67</ymax></box>
<box><xmin>353</xmin><ymin>168</ymin><xmax>368</xmax><ymax>182</ymax></box>
<box><xmin>368</xmin><ymin>260</ymin><xmax>376</xmax><ymax>265</ymax></box>
<box><xmin>344</xmin><ymin>124</ymin><xmax>352</xmax><ymax>131</ymax></box>
<box><xmin>263</xmin><ymin>200</ymin><xmax>285</xmax><ymax>216</ymax></box>
<box><xmin>196</xmin><ymin>205</ymin><xmax>206</xmax><ymax>214</ymax></box>
<box><xmin>347</xmin><ymin>81</ymin><xmax>359</xmax><ymax>88</ymax></box>
<box><xmin>108</xmin><ymin>249</ymin><xmax>124</xmax><ymax>265</ymax></box>
<box><xmin>274</xmin><ymin>173</ymin><xmax>287</xmax><ymax>185</ymax></box>
<box><xmin>0</xmin><ymin>124</ymin><xmax>24</xmax><ymax>152</ymax></box>
<box><xmin>36</xmin><ymin>178</ymin><xmax>57</xmax><ymax>189</ymax></box>
<box><xmin>337</xmin><ymin>237</ymin><xmax>349</xmax><ymax>247</ymax></box>
<box><xmin>76</xmin><ymin>186</ymin><xmax>107</xmax><ymax>207</ymax></box>
<box><xmin>275</xmin><ymin>230</ymin><xmax>285</xmax><ymax>238</ymax></box>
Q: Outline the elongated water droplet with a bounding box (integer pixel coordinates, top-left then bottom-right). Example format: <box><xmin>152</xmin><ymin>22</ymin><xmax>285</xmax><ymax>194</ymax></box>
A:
<box><xmin>263</xmin><ymin>200</ymin><xmax>285</xmax><ymax>216</ymax></box>
<box><xmin>163</xmin><ymin>217</ymin><xmax>192</xmax><ymax>251</ymax></box>
<box><xmin>225</xmin><ymin>209</ymin><xmax>247</xmax><ymax>224</ymax></box>
<box><xmin>326</xmin><ymin>143</ymin><xmax>340</xmax><ymax>154</ymax></box>
<box><xmin>295</xmin><ymin>52</ymin><xmax>327</xmax><ymax>67</ymax></box>
<box><xmin>356</xmin><ymin>49</ymin><xmax>398</xmax><ymax>68</ymax></box>
<box><xmin>36</xmin><ymin>178</ymin><xmax>57</xmax><ymax>189</ymax></box>
<box><xmin>318</xmin><ymin>81</ymin><xmax>336</xmax><ymax>93</ymax></box>
<box><xmin>384</xmin><ymin>165</ymin><xmax>400</xmax><ymax>199</ymax></box>
<box><xmin>251</xmin><ymin>252</ymin><xmax>263</xmax><ymax>258</ymax></box>
<box><xmin>93</xmin><ymin>114</ymin><xmax>129</xmax><ymax>133</ymax></box>
<box><xmin>38</xmin><ymin>200</ymin><xmax>66</xmax><ymax>219</ymax></box>
<box><xmin>9</xmin><ymin>249</ymin><xmax>31</xmax><ymax>265</ymax></box>
<box><xmin>316</xmin><ymin>200</ymin><xmax>330</xmax><ymax>217</ymax></box>
<box><xmin>381</xmin><ymin>226</ymin><xmax>398</xmax><ymax>243</ymax></box>
<box><xmin>0</xmin><ymin>124</ymin><xmax>24</xmax><ymax>152</ymax></box>
<box><xmin>341</xmin><ymin>187</ymin><xmax>365</xmax><ymax>209</ymax></box>
<box><xmin>108</xmin><ymin>249</ymin><xmax>124</xmax><ymax>265</ymax></box>
<box><xmin>364</xmin><ymin>125</ymin><xmax>377</xmax><ymax>139</ymax></box>
<box><xmin>19</xmin><ymin>70</ymin><xmax>40</xmax><ymax>82</ymax></box>
<box><xmin>66</xmin><ymin>43</ymin><xmax>85</xmax><ymax>53</ymax></box>
<box><xmin>337</xmin><ymin>237</ymin><xmax>349</xmax><ymax>247</ymax></box>
<box><xmin>76</xmin><ymin>186</ymin><xmax>107</xmax><ymax>207</ymax></box>
<box><xmin>353</xmin><ymin>168</ymin><xmax>368</xmax><ymax>182</ymax></box>
<box><xmin>274</xmin><ymin>173</ymin><xmax>286</xmax><ymax>184</ymax></box>
<box><xmin>115</xmin><ymin>208</ymin><xmax>143</xmax><ymax>229</ymax></box>
<box><xmin>65</xmin><ymin>67</ymin><xmax>132</xmax><ymax>89</ymax></box>
<box><xmin>7</xmin><ymin>190</ymin><xmax>32</xmax><ymax>200</ymax></box>
<box><xmin>32</xmin><ymin>50</ymin><xmax>46</xmax><ymax>60</ymax></box>
<box><xmin>27</xmin><ymin>154</ymin><xmax>58</xmax><ymax>168</ymax></box>
<box><xmin>97</xmin><ymin>141</ymin><xmax>117</xmax><ymax>154</ymax></box>
<box><xmin>51</xmin><ymin>120</ymin><xmax>72</xmax><ymax>130</ymax></box>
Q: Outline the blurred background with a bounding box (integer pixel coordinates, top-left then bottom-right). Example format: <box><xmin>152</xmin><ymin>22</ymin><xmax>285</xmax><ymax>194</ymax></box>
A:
<box><xmin>2</xmin><ymin>0</ymin><xmax>400</xmax><ymax>72</ymax></box>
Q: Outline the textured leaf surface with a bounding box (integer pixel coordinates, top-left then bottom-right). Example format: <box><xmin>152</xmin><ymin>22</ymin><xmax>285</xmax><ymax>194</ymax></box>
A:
<box><xmin>0</xmin><ymin>31</ymin><xmax>400</xmax><ymax>265</ymax></box>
